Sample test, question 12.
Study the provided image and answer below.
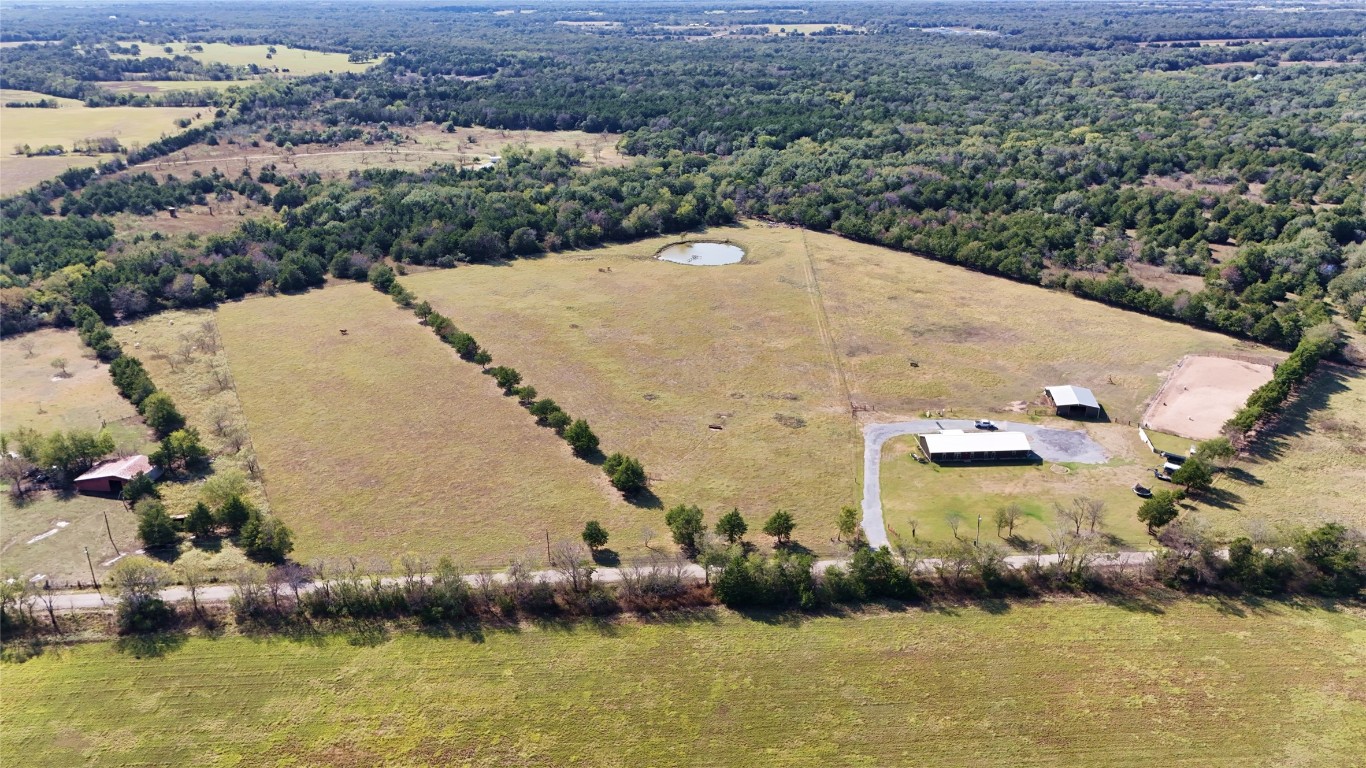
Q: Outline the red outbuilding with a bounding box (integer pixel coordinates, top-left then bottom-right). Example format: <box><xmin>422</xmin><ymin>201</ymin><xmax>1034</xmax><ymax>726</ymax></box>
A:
<box><xmin>73</xmin><ymin>455</ymin><xmax>161</xmax><ymax>495</ymax></box>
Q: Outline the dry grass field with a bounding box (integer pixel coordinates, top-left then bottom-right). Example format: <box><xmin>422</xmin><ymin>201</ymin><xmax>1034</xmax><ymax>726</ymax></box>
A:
<box><xmin>126</xmin><ymin>123</ymin><xmax>626</xmax><ymax>180</ymax></box>
<box><xmin>403</xmin><ymin>226</ymin><xmax>862</xmax><ymax>551</ymax></box>
<box><xmin>0</xmin><ymin>490</ymin><xmax>136</xmax><ymax>586</ymax></box>
<box><xmin>92</xmin><ymin>80</ymin><xmax>234</xmax><ymax>95</ymax></box>
<box><xmin>804</xmin><ymin>227</ymin><xmax>1284</xmax><ymax>421</ymax></box>
<box><xmin>215</xmin><ymin>282</ymin><xmax>636</xmax><ymax>568</ymax></box>
<box><xmin>1189</xmin><ymin>365</ymin><xmax>1366</xmax><ymax>536</ymax></box>
<box><xmin>1</xmin><ymin>94</ymin><xmax>207</xmax><ymax>193</ymax></box>
<box><xmin>109</xmin><ymin>42</ymin><xmax>380</xmax><ymax>76</ymax></box>
<box><xmin>0</xmin><ymin>328</ymin><xmax>149</xmax><ymax>451</ymax></box>
<box><xmin>110</xmin><ymin>309</ymin><xmax>272</xmax><ymax>517</ymax></box>
<box><xmin>3</xmin><ymin>600</ymin><xmax>1363</xmax><ymax>767</ymax></box>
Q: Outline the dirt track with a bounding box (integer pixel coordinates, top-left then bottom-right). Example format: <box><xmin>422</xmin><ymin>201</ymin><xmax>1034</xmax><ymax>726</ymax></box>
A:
<box><xmin>1144</xmin><ymin>356</ymin><xmax>1274</xmax><ymax>440</ymax></box>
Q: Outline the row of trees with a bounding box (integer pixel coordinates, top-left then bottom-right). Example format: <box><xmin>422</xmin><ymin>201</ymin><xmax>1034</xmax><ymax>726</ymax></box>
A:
<box><xmin>379</xmin><ymin>272</ymin><xmax>650</xmax><ymax>498</ymax></box>
<box><xmin>1227</xmin><ymin>324</ymin><xmax>1341</xmax><ymax>433</ymax></box>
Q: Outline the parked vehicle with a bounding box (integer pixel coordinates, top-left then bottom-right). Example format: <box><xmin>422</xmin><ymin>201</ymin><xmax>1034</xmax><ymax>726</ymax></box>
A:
<box><xmin>1152</xmin><ymin>468</ymin><xmax>1172</xmax><ymax>482</ymax></box>
<box><xmin>974</xmin><ymin>420</ymin><xmax>997</xmax><ymax>430</ymax></box>
<box><xmin>1133</xmin><ymin>483</ymin><xmax>1153</xmax><ymax>498</ymax></box>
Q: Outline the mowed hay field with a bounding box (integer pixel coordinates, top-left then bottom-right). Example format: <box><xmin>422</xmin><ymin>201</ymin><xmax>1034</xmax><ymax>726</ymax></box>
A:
<box><xmin>4</xmin><ymin>601</ymin><xmax>1364</xmax><ymax>767</ymax></box>
<box><xmin>0</xmin><ymin>93</ymin><xmax>207</xmax><ymax>193</ymax></box>
<box><xmin>1191</xmin><ymin>365</ymin><xmax>1366</xmax><ymax>536</ymax></box>
<box><xmin>404</xmin><ymin>226</ymin><xmax>861</xmax><ymax>549</ymax></box>
<box><xmin>804</xmin><ymin>228</ymin><xmax>1283</xmax><ymax>420</ymax></box>
<box><xmin>110</xmin><ymin>42</ymin><xmax>379</xmax><ymax>76</ymax></box>
<box><xmin>217</xmin><ymin>283</ymin><xmax>633</xmax><ymax>567</ymax></box>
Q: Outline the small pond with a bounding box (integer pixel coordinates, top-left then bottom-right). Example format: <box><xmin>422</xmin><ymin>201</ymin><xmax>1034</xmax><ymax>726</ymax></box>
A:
<box><xmin>656</xmin><ymin>241</ymin><xmax>745</xmax><ymax>266</ymax></box>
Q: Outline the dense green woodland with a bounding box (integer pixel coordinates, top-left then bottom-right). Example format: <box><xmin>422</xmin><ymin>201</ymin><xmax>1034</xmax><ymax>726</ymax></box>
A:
<box><xmin>1</xmin><ymin>1</ymin><xmax>1364</xmax><ymax>348</ymax></box>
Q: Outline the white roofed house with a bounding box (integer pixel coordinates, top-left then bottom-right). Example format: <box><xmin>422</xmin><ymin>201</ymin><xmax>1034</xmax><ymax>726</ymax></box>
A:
<box><xmin>916</xmin><ymin>430</ymin><xmax>1033</xmax><ymax>464</ymax></box>
<box><xmin>1044</xmin><ymin>385</ymin><xmax>1101</xmax><ymax>419</ymax></box>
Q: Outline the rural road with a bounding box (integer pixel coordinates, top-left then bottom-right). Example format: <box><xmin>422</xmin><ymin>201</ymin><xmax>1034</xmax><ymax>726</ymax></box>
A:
<box><xmin>860</xmin><ymin>420</ymin><xmax>1110</xmax><ymax>549</ymax></box>
<box><xmin>45</xmin><ymin>551</ymin><xmax>1154</xmax><ymax>612</ymax></box>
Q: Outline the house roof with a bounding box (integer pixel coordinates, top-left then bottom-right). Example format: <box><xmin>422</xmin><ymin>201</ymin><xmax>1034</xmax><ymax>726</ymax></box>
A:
<box><xmin>919</xmin><ymin>431</ymin><xmax>1031</xmax><ymax>455</ymax></box>
<box><xmin>1045</xmin><ymin>385</ymin><xmax>1099</xmax><ymax>410</ymax></box>
<box><xmin>74</xmin><ymin>455</ymin><xmax>156</xmax><ymax>483</ymax></box>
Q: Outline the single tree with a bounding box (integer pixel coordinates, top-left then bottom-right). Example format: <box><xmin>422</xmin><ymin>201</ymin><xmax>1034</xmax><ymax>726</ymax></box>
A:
<box><xmin>175</xmin><ymin>549</ymin><xmax>210</xmax><ymax>615</ymax></box>
<box><xmin>994</xmin><ymin>503</ymin><xmax>1022</xmax><ymax>538</ymax></box>
<box><xmin>217</xmin><ymin>494</ymin><xmax>254</xmax><ymax>534</ymax></box>
<box><xmin>241</xmin><ymin>511</ymin><xmax>294</xmax><ymax>564</ymax></box>
<box><xmin>19</xmin><ymin>339</ymin><xmax>35</xmax><ymax>358</ymax></box>
<box><xmin>199</xmin><ymin>470</ymin><xmax>249</xmax><ymax>510</ymax></box>
<box><xmin>946</xmin><ymin>511</ymin><xmax>965</xmax><ymax>540</ymax></box>
<box><xmin>563</xmin><ymin>419</ymin><xmax>600</xmax><ymax>457</ymax></box>
<box><xmin>50</xmin><ymin>357</ymin><xmax>69</xmax><ymax>377</ymax></box>
<box><xmin>762</xmin><ymin>510</ymin><xmax>796</xmax><ymax>546</ymax></box>
<box><xmin>139</xmin><ymin>392</ymin><xmax>185</xmax><ymax>437</ymax></box>
<box><xmin>836</xmin><ymin>505</ymin><xmax>860</xmax><ymax>542</ymax></box>
<box><xmin>1137</xmin><ymin>491</ymin><xmax>1181</xmax><ymax>535</ymax></box>
<box><xmin>0</xmin><ymin>453</ymin><xmax>36</xmax><ymax>499</ymax></box>
<box><xmin>185</xmin><ymin>501</ymin><xmax>217</xmax><ymax>539</ymax></box>
<box><xmin>582</xmin><ymin>520</ymin><xmax>609</xmax><ymax>551</ymax></box>
<box><xmin>545</xmin><ymin>410</ymin><xmax>572</xmax><ymax>434</ymax></box>
<box><xmin>150</xmin><ymin>428</ymin><xmax>208</xmax><ymax>473</ymax></box>
<box><xmin>665</xmin><ymin>503</ymin><xmax>706</xmax><ymax>554</ymax></box>
<box><xmin>135</xmin><ymin>498</ymin><xmax>178</xmax><ymax>549</ymax></box>
<box><xmin>120</xmin><ymin>471</ymin><xmax>159</xmax><ymax>510</ymax></box>
<box><xmin>1082</xmin><ymin>499</ymin><xmax>1107</xmax><ymax>533</ymax></box>
<box><xmin>473</xmin><ymin>350</ymin><xmax>493</xmax><ymax>368</ymax></box>
<box><xmin>1171</xmin><ymin>458</ymin><xmax>1214</xmax><ymax>496</ymax></box>
<box><xmin>604</xmin><ymin>453</ymin><xmax>647</xmax><ymax>495</ymax></box>
<box><xmin>1195</xmin><ymin>437</ymin><xmax>1235</xmax><ymax>468</ymax></box>
<box><xmin>715</xmin><ymin>508</ymin><xmax>748</xmax><ymax>545</ymax></box>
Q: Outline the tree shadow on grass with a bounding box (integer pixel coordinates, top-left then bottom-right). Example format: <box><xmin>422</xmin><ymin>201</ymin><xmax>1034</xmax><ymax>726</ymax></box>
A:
<box><xmin>591</xmin><ymin>548</ymin><xmax>621</xmax><ymax>567</ymax></box>
<box><xmin>113</xmin><ymin>630</ymin><xmax>187</xmax><ymax>658</ymax></box>
<box><xmin>1096</xmin><ymin>588</ymin><xmax>1171</xmax><ymax>615</ymax></box>
<box><xmin>1221</xmin><ymin>466</ymin><xmax>1263</xmax><ymax>487</ymax></box>
<box><xmin>344</xmin><ymin>619</ymin><xmax>389</xmax><ymax>647</ymax></box>
<box><xmin>625</xmin><ymin>487</ymin><xmax>663</xmax><ymax>510</ymax></box>
<box><xmin>1246</xmin><ymin>367</ymin><xmax>1352</xmax><ymax>463</ymax></box>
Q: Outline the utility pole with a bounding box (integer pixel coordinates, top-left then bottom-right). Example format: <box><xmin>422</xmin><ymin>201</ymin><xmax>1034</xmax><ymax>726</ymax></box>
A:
<box><xmin>84</xmin><ymin>546</ymin><xmax>99</xmax><ymax>591</ymax></box>
<box><xmin>975</xmin><ymin>515</ymin><xmax>982</xmax><ymax>548</ymax></box>
<box><xmin>545</xmin><ymin>530</ymin><xmax>551</xmax><ymax>565</ymax></box>
<box><xmin>103</xmin><ymin>509</ymin><xmax>120</xmax><ymax>555</ymax></box>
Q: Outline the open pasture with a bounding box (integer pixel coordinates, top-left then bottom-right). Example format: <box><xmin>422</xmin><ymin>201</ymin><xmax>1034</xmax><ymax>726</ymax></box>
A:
<box><xmin>0</xmin><ymin>328</ymin><xmax>148</xmax><ymax>451</ymax></box>
<box><xmin>803</xmin><ymin>228</ymin><xmax>1284</xmax><ymax>421</ymax></box>
<box><xmin>403</xmin><ymin>226</ymin><xmax>862</xmax><ymax>551</ymax></box>
<box><xmin>1189</xmin><ymin>365</ymin><xmax>1366</xmax><ymax>536</ymax></box>
<box><xmin>3</xmin><ymin>600</ymin><xmax>1363</xmax><ymax>767</ymax></box>
<box><xmin>123</xmin><ymin>123</ymin><xmax>627</xmax><ymax>181</ymax></box>
<box><xmin>92</xmin><ymin>80</ymin><xmax>234</xmax><ymax>95</ymax></box>
<box><xmin>216</xmin><ymin>282</ymin><xmax>634</xmax><ymax>567</ymax></box>
<box><xmin>0</xmin><ymin>99</ymin><xmax>206</xmax><ymax>194</ymax></box>
<box><xmin>109</xmin><ymin>42</ymin><xmax>380</xmax><ymax>76</ymax></box>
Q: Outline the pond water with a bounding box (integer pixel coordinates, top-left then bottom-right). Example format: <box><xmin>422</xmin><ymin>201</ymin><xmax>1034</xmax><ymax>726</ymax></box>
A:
<box><xmin>656</xmin><ymin>241</ymin><xmax>745</xmax><ymax>266</ymax></box>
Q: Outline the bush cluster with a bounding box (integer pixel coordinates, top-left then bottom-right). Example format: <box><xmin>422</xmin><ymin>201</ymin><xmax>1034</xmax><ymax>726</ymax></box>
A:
<box><xmin>1228</xmin><ymin>324</ymin><xmax>1341</xmax><ymax>433</ymax></box>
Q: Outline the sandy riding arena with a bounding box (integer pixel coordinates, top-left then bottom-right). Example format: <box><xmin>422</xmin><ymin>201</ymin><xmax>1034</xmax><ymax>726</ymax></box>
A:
<box><xmin>1144</xmin><ymin>356</ymin><xmax>1275</xmax><ymax>440</ymax></box>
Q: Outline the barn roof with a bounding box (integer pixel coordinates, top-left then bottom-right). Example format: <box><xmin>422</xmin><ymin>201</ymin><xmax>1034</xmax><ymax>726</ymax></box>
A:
<box><xmin>74</xmin><ymin>455</ymin><xmax>157</xmax><ymax>482</ymax></box>
<box><xmin>919</xmin><ymin>431</ymin><xmax>1031</xmax><ymax>454</ymax></box>
<box><xmin>1045</xmin><ymin>385</ymin><xmax>1099</xmax><ymax>409</ymax></box>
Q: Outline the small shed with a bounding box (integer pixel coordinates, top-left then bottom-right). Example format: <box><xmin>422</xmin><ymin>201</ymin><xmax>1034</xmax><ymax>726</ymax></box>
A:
<box><xmin>1044</xmin><ymin>385</ymin><xmax>1101</xmax><ymax>419</ymax></box>
<box><xmin>73</xmin><ymin>455</ymin><xmax>161</xmax><ymax>495</ymax></box>
<box><xmin>916</xmin><ymin>430</ymin><xmax>1033</xmax><ymax>463</ymax></box>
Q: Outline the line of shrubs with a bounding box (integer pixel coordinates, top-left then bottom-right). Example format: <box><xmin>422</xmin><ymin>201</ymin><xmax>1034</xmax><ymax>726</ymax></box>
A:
<box><xmin>710</xmin><ymin>519</ymin><xmax>1364</xmax><ymax>611</ymax></box>
<box><xmin>370</xmin><ymin>266</ymin><xmax>649</xmax><ymax>496</ymax></box>
<box><xmin>1227</xmin><ymin>323</ymin><xmax>1340</xmax><ymax>434</ymax></box>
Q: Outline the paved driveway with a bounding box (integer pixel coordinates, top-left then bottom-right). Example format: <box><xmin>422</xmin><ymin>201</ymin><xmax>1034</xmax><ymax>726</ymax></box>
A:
<box><xmin>860</xmin><ymin>419</ymin><xmax>1109</xmax><ymax>547</ymax></box>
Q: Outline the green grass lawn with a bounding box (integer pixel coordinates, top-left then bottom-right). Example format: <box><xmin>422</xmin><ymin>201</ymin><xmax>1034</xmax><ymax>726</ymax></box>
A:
<box><xmin>3</xmin><ymin>601</ymin><xmax>1363</xmax><ymax>767</ymax></box>
<box><xmin>879</xmin><ymin>428</ymin><xmax>1154</xmax><ymax>550</ymax></box>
